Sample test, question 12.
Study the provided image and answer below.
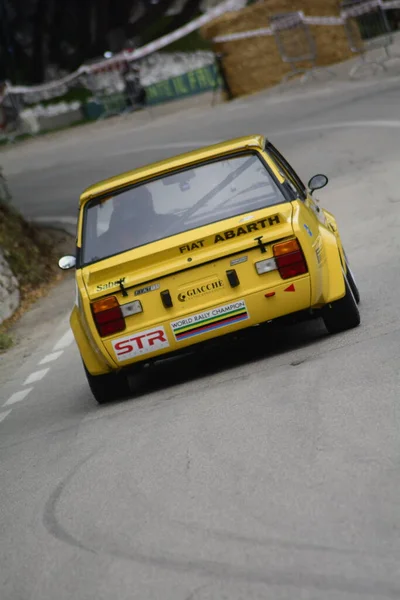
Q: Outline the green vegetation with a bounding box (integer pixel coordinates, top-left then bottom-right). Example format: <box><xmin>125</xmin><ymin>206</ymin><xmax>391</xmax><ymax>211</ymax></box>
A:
<box><xmin>0</xmin><ymin>199</ymin><xmax>69</xmax><ymax>348</ymax></box>
<box><xmin>142</xmin><ymin>14</ymin><xmax>212</xmax><ymax>52</ymax></box>
<box><xmin>0</xmin><ymin>202</ymin><xmax>59</xmax><ymax>290</ymax></box>
<box><xmin>160</xmin><ymin>30</ymin><xmax>212</xmax><ymax>53</ymax></box>
<box><xmin>0</xmin><ymin>332</ymin><xmax>13</xmax><ymax>351</ymax></box>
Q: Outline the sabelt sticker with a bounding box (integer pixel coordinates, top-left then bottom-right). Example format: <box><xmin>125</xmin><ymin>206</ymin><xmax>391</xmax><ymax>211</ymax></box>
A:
<box><xmin>170</xmin><ymin>300</ymin><xmax>249</xmax><ymax>342</ymax></box>
<box><xmin>112</xmin><ymin>326</ymin><xmax>170</xmax><ymax>362</ymax></box>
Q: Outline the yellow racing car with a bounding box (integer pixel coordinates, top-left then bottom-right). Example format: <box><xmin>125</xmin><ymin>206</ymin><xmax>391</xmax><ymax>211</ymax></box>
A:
<box><xmin>59</xmin><ymin>135</ymin><xmax>360</xmax><ymax>403</ymax></box>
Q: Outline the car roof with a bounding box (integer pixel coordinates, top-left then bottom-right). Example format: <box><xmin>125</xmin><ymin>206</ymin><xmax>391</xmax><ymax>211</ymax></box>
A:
<box><xmin>79</xmin><ymin>134</ymin><xmax>267</xmax><ymax>205</ymax></box>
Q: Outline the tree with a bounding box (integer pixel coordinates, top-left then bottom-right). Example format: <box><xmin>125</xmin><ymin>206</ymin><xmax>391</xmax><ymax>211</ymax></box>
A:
<box><xmin>0</xmin><ymin>0</ymin><xmax>212</xmax><ymax>85</ymax></box>
<box><xmin>160</xmin><ymin>0</ymin><xmax>203</xmax><ymax>37</ymax></box>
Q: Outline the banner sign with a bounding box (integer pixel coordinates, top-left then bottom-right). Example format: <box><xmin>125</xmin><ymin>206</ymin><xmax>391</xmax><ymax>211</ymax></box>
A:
<box><xmin>145</xmin><ymin>63</ymin><xmax>222</xmax><ymax>105</ymax></box>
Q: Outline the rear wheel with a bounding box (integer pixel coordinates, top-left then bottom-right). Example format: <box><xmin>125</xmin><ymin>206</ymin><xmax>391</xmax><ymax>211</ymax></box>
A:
<box><xmin>345</xmin><ymin>256</ymin><xmax>360</xmax><ymax>304</ymax></box>
<box><xmin>322</xmin><ymin>274</ymin><xmax>360</xmax><ymax>334</ymax></box>
<box><xmin>83</xmin><ymin>362</ymin><xmax>131</xmax><ymax>404</ymax></box>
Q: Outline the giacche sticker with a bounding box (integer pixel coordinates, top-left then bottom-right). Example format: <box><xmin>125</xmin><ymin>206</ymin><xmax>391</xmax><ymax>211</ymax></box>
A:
<box><xmin>170</xmin><ymin>300</ymin><xmax>249</xmax><ymax>342</ymax></box>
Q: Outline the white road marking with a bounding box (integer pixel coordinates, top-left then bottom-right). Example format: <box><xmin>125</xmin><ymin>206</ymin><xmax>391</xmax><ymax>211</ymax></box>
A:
<box><xmin>0</xmin><ymin>409</ymin><xmax>12</xmax><ymax>423</ymax></box>
<box><xmin>3</xmin><ymin>388</ymin><xmax>33</xmax><ymax>407</ymax></box>
<box><xmin>53</xmin><ymin>329</ymin><xmax>74</xmax><ymax>351</ymax></box>
<box><xmin>23</xmin><ymin>369</ymin><xmax>50</xmax><ymax>385</ymax></box>
<box><xmin>272</xmin><ymin>119</ymin><xmax>400</xmax><ymax>137</ymax></box>
<box><xmin>39</xmin><ymin>351</ymin><xmax>64</xmax><ymax>365</ymax></box>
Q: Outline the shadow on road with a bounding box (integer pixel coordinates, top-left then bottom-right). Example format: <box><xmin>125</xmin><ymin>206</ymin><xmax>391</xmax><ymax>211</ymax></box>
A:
<box><xmin>117</xmin><ymin>317</ymin><xmax>329</xmax><ymax>405</ymax></box>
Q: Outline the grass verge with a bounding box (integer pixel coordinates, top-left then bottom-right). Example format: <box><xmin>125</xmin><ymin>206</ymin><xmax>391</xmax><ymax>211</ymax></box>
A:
<box><xmin>0</xmin><ymin>332</ymin><xmax>13</xmax><ymax>351</ymax></box>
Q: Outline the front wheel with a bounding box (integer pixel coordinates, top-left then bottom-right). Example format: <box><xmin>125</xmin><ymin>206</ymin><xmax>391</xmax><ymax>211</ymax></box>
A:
<box><xmin>82</xmin><ymin>362</ymin><xmax>131</xmax><ymax>404</ymax></box>
<box><xmin>322</xmin><ymin>274</ymin><xmax>361</xmax><ymax>334</ymax></box>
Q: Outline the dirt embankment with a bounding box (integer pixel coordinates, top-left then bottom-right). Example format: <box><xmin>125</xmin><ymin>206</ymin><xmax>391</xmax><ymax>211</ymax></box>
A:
<box><xmin>0</xmin><ymin>201</ymin><xmax>73</xmax><ymax>350</ymax></box>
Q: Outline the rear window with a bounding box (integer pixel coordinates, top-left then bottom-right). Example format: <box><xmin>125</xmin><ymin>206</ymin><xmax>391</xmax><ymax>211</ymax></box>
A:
<box><xmin>81</xmin><ymin>152</ymin><xmax>285</xmax><ymax>265</ymax></box>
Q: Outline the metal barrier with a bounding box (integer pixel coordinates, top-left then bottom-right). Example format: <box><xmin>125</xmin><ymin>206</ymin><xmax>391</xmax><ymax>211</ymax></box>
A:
<box><xmin>341</xmin><ymin>0</ymin><xmax>395</xmax><ymax>77</ymax></box>
<box><xmin>212</xmin><ymin>54</ymin><xmax>231</xmax><ymax>105</ymax></box>
<box><xmin>270</xmin><ymin>12</ymin><xmax>335</xmax><ymax>85</ymax></box>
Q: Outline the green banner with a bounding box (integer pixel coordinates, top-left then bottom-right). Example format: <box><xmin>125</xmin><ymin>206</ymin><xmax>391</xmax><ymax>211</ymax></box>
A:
<box><xmin>145</xmin><ymin>63</ymin><xmax>222</xmax><ymax>106</ymax></box>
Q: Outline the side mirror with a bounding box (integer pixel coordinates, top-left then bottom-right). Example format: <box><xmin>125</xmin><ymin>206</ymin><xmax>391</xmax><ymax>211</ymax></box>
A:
<box><xmin>58</xmin><ymin>255</ymin><xmax>76</xmax><ymax>270</ymax></box>
<box><xmin>308</xmin><ymin>174</ymin><xmax>328</xmax><ymax>195</ymax></box>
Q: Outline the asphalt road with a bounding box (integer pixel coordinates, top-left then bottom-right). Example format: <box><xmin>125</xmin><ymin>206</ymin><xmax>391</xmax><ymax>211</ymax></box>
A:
<box><xmin>1</xmin><ymin>76</ymin><xmax>400</xmax><ymax>600</ymax></box>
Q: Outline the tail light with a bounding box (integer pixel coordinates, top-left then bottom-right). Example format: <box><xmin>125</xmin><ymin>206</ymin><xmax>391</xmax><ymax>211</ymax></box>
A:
<box><xmin>91</xmin><ymin>296</ymin><xmax>125</xmax><ymax>337</ymax></box>
<box><xmin>273</xmin><ymin>239</ymin><xmax>308</xmax><ymax>280</ymax></box>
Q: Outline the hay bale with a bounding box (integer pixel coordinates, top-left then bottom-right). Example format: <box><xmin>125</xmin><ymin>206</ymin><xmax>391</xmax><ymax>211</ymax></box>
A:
<box><xmin>201</xmin><ymin>0</ymin><xmax>355</xmax><ymax>98</ymax></box>
<box><xmin>219</xmin><ymin>36</ymin><xmax>292</xmax><ymax>97</ymax></box>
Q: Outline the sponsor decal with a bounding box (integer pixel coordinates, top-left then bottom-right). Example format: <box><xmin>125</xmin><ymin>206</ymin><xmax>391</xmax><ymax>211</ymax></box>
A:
<box><xmin>170</xmin><ymin>300</ymin><xmax>249</xmax><ymax>342</ymax></box>
<box><xmin>179</xmin><ymin>240</ymin><xmax>205</xmax><ymax>254</ymax></box>
<box><xmin>284</xmin><ymin>284</ymin><xmax>295</xmax><ymax>292</ymax></box>
<box><xmin>112</xmin><ymin>326</ymin><xmax>169</xmax><ymax>362</ymax></box>
<box><xmin>314</xmin><ymin>236</ymin><xmax>323</xmax><ymax>265</ymax></box>
<box><xmin>134</xmin><ymin>283</ymin><xmax>160</xmax><ymax>296</ymax></box>
<box><xmin>304</xmin><ymin>224</ymin><xmax>313</xmax><ymax>237</ymax></box>
<box><xmin>230</xmin><ymin>256</ymin><xmax>248</xmax><ymax>266</ymax></box>
<box><xmin>178</xmin><ymin>279</ymin><xmax>224</xmax><ymax>302</ymax></box>
<box><xmin>96</xmin><ymin>277</ymin><xmax>125</xmax><ymax>292</ymax></box>
<box><xmin>214</xmin><ymin>215</ymin><xmax>280</xmax><ymax>244</ymax></box>
<box><xmin>178</xmin><ymin>216</ymin><xmax>280</xmax><ymax>254</ymax></box>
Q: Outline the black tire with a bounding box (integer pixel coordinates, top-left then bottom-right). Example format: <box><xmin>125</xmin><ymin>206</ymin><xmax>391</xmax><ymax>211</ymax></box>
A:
<box><xmin>83</xmin><ymin>362</ymin><xmax>131</xmax><ymax>404</ymax></box>
<box><xmin>322</xmin><ymin>274</ymin><xmax>361</xmax><ymax>334</ymax></box>
<box><xmin>345</xmin><ymin>257</ymin><xmax>360</xmax><ymax>305</ymax></box>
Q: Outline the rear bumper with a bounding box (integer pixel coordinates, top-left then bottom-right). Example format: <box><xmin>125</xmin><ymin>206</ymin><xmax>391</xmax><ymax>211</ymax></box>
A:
<box><xmin>103</xmin><ymin>274</ymin><xmax>311</xmax><ymax>370</ymax></box>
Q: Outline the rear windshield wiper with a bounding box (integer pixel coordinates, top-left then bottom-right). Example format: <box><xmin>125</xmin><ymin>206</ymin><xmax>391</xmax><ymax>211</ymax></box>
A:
<box><xmin>118</xmin><ymin>278</ymin><xmax>128</xmax><ymax>297</ymax></box>
<box><xmin>163</xmin><ymin>155</ymin><xmax>257</xmax><ymax>235</ymax></box>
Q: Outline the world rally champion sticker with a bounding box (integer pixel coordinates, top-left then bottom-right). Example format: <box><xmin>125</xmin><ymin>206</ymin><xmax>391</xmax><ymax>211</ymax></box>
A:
<box><xmin>170</xmin><ymin>300</ymin><xmax>249</xmax><ymax>341</ymax></box>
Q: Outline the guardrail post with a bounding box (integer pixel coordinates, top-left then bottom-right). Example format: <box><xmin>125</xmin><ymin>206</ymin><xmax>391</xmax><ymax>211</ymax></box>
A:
<box><xmin>212</xmin><ymin>53</ymin><xmax>232</xmax><ymax>105</ymax></box>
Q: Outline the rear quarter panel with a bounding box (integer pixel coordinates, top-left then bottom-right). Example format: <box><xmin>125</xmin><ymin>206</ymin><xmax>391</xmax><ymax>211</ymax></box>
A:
<box><xmin>291</xmin><ymin>200</ymin><xmax>345</xmax><ymax>307</ymax></box>
<box><xmin>72</xmin><ymin>270</ymin><xmax>118</xmax><ymax>374</ymax></box>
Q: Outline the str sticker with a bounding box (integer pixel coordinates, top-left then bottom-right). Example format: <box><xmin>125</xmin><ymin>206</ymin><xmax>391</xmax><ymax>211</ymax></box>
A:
<box><xmin>170</xmin><ymin>300</ymin><xmax>249</xmax><ymax>342</ymax></box>
<box><xmin>112</xmin><ymin>326</ymin><xmax>169</xmax><ymax>362</ymax></box>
